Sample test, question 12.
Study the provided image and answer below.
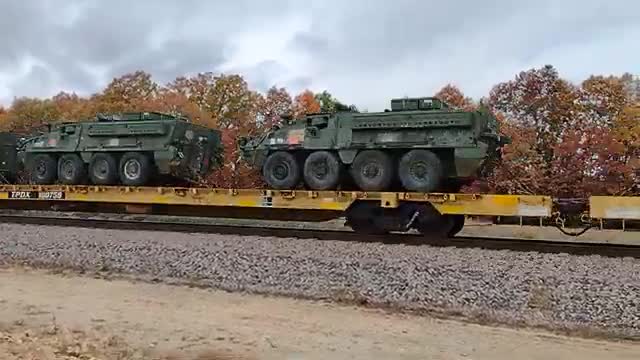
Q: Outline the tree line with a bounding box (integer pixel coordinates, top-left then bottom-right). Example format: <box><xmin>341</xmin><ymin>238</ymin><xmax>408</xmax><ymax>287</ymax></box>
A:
<box><xmin>0</xmin><ymin>65</ymin><xmax>638</xmax><ymax>197</ymax></box>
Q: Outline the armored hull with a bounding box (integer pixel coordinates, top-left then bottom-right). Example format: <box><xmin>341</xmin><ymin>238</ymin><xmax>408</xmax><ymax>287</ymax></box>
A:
<box><xmin>20</xmin><ymin>112</ymin><xmax>223</xmax><ymax>186</ymax></box>
<box><xmin>239</xmin><ymin>97</ymin><xmax>510</xmax><ymax>192</ymax></box>
<box><xmin>0</xmin><ymin>132</ymin><xmax>18</xmax><ymax>183</ymax></box>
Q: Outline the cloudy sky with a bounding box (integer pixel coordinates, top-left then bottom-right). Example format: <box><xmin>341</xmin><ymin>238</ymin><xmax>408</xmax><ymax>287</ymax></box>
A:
<box><xmin>0</xmin><ymin>0</ymin><xmax>638</xmax><ymax>111</ymax></box>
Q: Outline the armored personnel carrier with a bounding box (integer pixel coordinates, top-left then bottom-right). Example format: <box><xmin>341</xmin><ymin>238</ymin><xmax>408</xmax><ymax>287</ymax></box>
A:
<box><xmin>0</xmin><ymin>132</ymin><xmax>18</xmax><ymax>183</ymax></box>
<box><xmin>19</xmin><ymin>112</ymin><xmax>223</xmax><ymax>186</ymax></box>
<box><xmin>238</xmin><ymin>97</ymin><xmax>510</xmax><ymax>192</ymax></box>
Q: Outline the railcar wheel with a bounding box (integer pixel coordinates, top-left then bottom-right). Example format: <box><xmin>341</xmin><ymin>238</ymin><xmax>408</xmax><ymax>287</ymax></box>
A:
<box><xmin>28</xmin><ymin>154</ymin><xmax>57</xmax><ymax>184</ymax></box>
<box><xmin>89</xmin><ymin>153</ymin><xmax>118</xmax><ymax>185</ymax></box>
<box><xmin>119</xmin><ymin>152</ymin><xmax>153</xmax><ymax>186</ymax></box>
<box><xmin>350</xmin><ymin>150</ymin><xmax>393</xmax><ymax>191</ymax></box>
<box><xmin>447</xmin><ymin>215</ymin><xmax>466</xmax><ymax>238</ymax></box>
<box><xmin>398</xmin><ymin>149</ymin><xmax>443</xmax><ymax>192</ymax></box>
<box><xmin>345</xmin><ymin>201</ymin><xmax>388</xmax><ymax>235</ymax></box>
<box><xmin>263</xmin><ymin>151</ymin><xmax>301</xmax><ymax>189</ymax></box>
<box><xmin>58</xmin><ymin>153</ymin><xmax>87</xmax><ymax>185</ymax></box>
<box><xmin>411</xmin><ymin>204</ymin><xmax>459</xmax><ymax>239</ymax></box>
<box><xmin>303</xmin><ymin>151</ymin><xmax>342</xmax><ymax>190</ymax></box>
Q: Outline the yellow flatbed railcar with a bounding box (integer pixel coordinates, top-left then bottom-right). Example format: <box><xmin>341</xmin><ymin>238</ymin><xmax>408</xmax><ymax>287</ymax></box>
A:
<box><xmin>0</xmin><ymin>184</ymin><xmax>553</xmax><ymax>237</ymax></box>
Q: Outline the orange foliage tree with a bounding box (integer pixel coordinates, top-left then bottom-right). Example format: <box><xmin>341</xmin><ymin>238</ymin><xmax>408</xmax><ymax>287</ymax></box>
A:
<box><xmin>435</xmin><ymin>84</ymin><xmax>475</xmax><ymax>110</ymax></box>
<box><xmin>292</xmin><ymin>89</ymin><xmax>321</xmax><ymax>118</ymax></box>
<box><xmin>488</xmin><ymin>65</ymin><xmax>639</xmax><ymax>196</ymax></box>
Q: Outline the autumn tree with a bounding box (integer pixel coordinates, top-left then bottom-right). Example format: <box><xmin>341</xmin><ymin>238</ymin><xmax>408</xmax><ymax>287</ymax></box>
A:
<box><xmin>95</xmin><ymin>70</ymin><xmax>159</xmax><ymax>112</ymax></box>
<box><xmin>489</xmin><ymin>65</ymin><xmax>583</xmax><ymax>161</ymax></box>
<box><xmin>2</xmin><ymin>97</ymin><xmax>62</xmax><ymax>135</ymax></box>
<box><xmin>292</xmin><ymin>89</ymin><xmax>321</xmax><ymax>118</ymax></box>
<box><xmin>0</xmin><ymin>106</ymin><xmax>8</xmax><ymax>131</ymax></box>
<box><xmin>257</xmin><ymin>86</ymin><xmax>292</xmax><ymax>129</ymax></box>
<box><xmin>621</xmin><ymin>73</ymin><xmax>640</xmax><ymax>102</ymax></box>
<box><xmin>51</xmin><ymin>91</ymin><xmax>96</xmax><ymax>121</ymax></box>
<box><xmin>167</xmin><ymin>73</ymin><xmax>260</xmax><ymax>132</ymax></box>
<box><xmin>434</xmin><ymin>84</ymin><xmax>474</xmax><ymax>110</ymax></box>
<box><xmin>487</xmin><ymin>65</ymin><xmax>638</xmax><ymax>196</ymax></box>
<box><xmin>580</xmin><ymin>75</ymin><xmax>628</xmax><ymax>127</ymax></box>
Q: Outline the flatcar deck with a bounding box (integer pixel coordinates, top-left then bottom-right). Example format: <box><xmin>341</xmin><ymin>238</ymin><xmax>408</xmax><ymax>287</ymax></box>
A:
<box><xmin>0</xmin><ymin>184</ymin><xmax>552</xmax><ymax>217</ymax></box>
<box><xmin>0</xmin><ymin>184</ymin><xmax>637</xmax><ymax>237</ymax></box>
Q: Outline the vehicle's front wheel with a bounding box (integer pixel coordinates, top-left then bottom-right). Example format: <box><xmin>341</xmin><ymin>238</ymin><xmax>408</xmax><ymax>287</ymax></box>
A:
<box><xmin>262</xmin><ymin>151</ymin><xmax>301</xmax><ymax>189</ymax></box>
<box><xmin>28</xmin><ymin>153</ymin><xmax>57</xmax><ymax>184</ymax></box>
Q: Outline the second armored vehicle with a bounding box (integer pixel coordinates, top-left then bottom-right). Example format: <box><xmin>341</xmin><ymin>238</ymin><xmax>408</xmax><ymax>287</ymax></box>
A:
<box><xmin>0</xmin><ymin>132</ymin><xmax>18</xmax><ymax>183</ymax></box>
<box><xmin>19</xmin><ymin>112</ymin><xmax>223</xmax><ymax>186</ymax></box>
<box><xmin>239</xmin><ymin>97</ymin><xmax>510</xmax><ymax>192</ymax></box>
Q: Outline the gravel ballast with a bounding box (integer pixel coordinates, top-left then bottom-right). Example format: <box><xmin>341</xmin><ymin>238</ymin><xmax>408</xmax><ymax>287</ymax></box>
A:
<box><xmin>1</xmin><ymin>223</ymin><xmax>638</xmax><ymax>338</ymax></box>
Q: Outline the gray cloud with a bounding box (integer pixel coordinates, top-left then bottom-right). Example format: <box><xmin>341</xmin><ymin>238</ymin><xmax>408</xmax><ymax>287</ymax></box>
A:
<box><xmin>0</xmin><ymin>0</ymin><xmax>638</xmax><ymax>111</ymax></box>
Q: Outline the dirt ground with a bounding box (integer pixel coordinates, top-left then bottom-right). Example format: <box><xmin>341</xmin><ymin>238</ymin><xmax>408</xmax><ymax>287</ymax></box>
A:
<box><xmin>0</xmin><ymin>267</ymin><xmax>638</xmax><ymax>360</ymax></box>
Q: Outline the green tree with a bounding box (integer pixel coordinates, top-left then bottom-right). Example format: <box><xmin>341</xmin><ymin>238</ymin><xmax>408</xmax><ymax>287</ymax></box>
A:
<box><xmin>314</xmin><ymin>90</ymin><xmax>357</xmax><ymax>113</ymax></box>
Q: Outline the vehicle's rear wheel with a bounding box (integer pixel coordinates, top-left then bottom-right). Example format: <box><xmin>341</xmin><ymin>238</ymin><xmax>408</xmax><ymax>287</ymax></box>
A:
<box><xmin>28</xmin><ymin>154</ymin><xmax>57</xmax><ymax>184</ymax></box>
<box><xmin>350</xmin><ymin>150</ymin><xmax>393</xmax><ymax>191</ymax></box>
<box><xmin>89</xmin><ymin>153</ymin><xmax>119</xmax><ymax>185</ymax></box>
<box><xmin>262</xmin><ymin>151</ymin><xmax>301</xmax><ymax>189</ymax></box>
<box><xmin>303</xmin><ymin>151</ymin><xmax>342</xmax><ymax>190</ymax></box>
<box><xmin>398</xmin><ymin>149</ymin><xmax>443</xmax><ymax>192</ymax></box>
<box><xmin>119</xmin><ymin>152</ymin><xmax>153</xmax><ymax>186</ymax></box>
<box><xmin>57</xmin><ymin>153</ymin><xmax>86</xmax><ymax>185</ymax></box>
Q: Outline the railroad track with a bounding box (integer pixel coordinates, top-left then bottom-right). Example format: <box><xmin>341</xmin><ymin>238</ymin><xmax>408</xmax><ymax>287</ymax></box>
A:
<box><xmin>0</xmin><ymin>212</ymin><xmax>638</xmax><ymax>259</ymax></box>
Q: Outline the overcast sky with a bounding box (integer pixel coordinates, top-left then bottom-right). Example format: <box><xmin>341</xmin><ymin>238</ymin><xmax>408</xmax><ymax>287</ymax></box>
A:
<box><xmin>0</xmin><ymin>0</ymin><xmax>638</xmax><ymax>111</ymax></box>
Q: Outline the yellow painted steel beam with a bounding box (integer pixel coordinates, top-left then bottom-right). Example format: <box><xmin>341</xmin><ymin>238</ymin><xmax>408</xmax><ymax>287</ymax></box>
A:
<box><xmin>0</xmin><ymin>185</ymin><xmax>553</xmax><ymax>217</ymax></box>
<box><xmin>590</xmin><ymin>196</ymin><xmax>640</xmax><ymax>220</ymax></box>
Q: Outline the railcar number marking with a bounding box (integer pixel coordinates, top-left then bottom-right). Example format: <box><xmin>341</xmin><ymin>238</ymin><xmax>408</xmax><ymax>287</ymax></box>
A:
<box><xmin>8</xmin><ymin>191</ymin><xmax>65</xmax><ymax>200</ymax></box>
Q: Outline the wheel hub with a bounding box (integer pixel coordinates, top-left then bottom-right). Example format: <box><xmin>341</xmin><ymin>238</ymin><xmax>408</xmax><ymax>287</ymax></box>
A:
<box><xmin>94</xmin><ymin>160</ymin><xmax>108</xmax><ymax>179</ymax></box>
<box><xmin>362</xmin><ymin>162</ymin><xmax>380</xmax><ymax>178</ymax></box>
<box><xmin>124</xmin><ymin>159</ymin><xmax>141</xmax><ymax>180</ymax></box>
<box><xmin>35</xmin><ymin>161</ymin><xmax>46</xmax><ymax>176</ymax></box>
<box><xmin>273</xmin><ymin>163</ymin><xmax>289</xmax><ymax>180</ymax></box>
<box><xmin>310</xmin><ymin>159</ymin><xmax>328</xmax><ymax>179</ymax></box>
<box><xmin>61</xmin><ymin>160</ymin><xmax>74</xmax><ymax>178</ymax></box>
<box><xmin>410</xmin><ymin>161</ymin><xmax>428</xmax><ymax>179</ymax></box>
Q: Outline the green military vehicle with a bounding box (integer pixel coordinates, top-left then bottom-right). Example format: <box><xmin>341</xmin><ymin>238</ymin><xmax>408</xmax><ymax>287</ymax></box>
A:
<box><xmin>0</xmin><ymin>132</ymin><xmax>18</xmax><ymax>183</ymax></box>
<box><xmin>19</xmin><ymin>112</ymin><xmax>223</xmax><ymax>186</ymax></box>
<box><xmin>238</xmin><ymin>97</ymin><xmax>510</xmax><ymax>192</ymax></box>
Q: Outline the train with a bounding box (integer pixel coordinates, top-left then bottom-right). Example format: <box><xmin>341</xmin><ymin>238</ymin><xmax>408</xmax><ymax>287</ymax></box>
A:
<box><xmin>0</xmin><ymin>104</ymin><xmax>636</xmax><ymax>239</ymax></box>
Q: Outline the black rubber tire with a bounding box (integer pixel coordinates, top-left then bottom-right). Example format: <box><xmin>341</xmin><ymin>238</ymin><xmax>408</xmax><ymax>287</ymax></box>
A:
<box><xmin>119</xmin><ymin>152</ymin><xmax>153</xmax><ymax>186</ymax></box>
<box><xmin>447</xmin><ymin>215</ymin><xmax>466</xmax><ymax>238</ymax></box>
<box><xmin>303</xmin><ymin>151</ymin><xmax>342</xmax><ymax>190</ymax></box>
<box><xmin>89</xmin><ymin>153</ymin><xmax>119</xmax><ymax>185</ymax></box>
<box><xmin>57</xmin><ymin>153</ymin><xmax>87</xmax><ymax>185</ymax></box>
<box><xmin>28</xmin><ymin>153</ymin><xmax>57</xmax><ymax>184</ymax></box>
<box><xmin>345</xmin><ymin>201</ymin><xmax>388</xmax><ymax>235</ymax></box>
<box><xmin>262</xmin><ymin>151</ymin><xmax>301</xmax><ymax>189</ymax></box>
<box><xmin>350</xmin><ymin>150</ymin><xmax>394</xmax><ymax>191</ymax></box>
<box><xmin>398</xmin><ymin>149</ymin><xmax>443</xmax><ymax>192</ymax></box>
